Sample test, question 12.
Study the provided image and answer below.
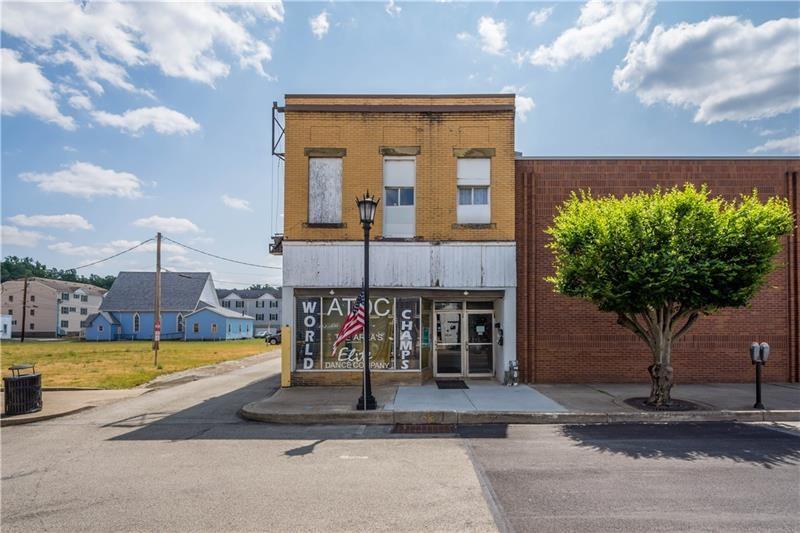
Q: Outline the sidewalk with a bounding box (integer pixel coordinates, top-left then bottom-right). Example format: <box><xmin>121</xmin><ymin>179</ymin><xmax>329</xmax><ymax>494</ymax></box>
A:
<box><xmin>1</xmin><ymin>389</ymin><xmax>144</xmax><ymax>426</ymax></box>
<box><xmin>240</xmin><ymin>382</ymin><xmax>800</xmax><ymax>425</ymax></box>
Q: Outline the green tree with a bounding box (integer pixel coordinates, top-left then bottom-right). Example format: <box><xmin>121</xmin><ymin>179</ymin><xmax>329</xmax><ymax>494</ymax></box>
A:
<box><xmin>546</xmin><ymin>185</ymin><xmax>794</xmax><ymax>406</ymax></box>
<box><xmin>1</xmin><ymin>256</ymin><xmax>116</xmax><ymax>290</ymax></box>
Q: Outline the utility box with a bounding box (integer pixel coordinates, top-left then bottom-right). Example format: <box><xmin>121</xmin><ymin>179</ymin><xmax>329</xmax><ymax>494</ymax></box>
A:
<box><xmin>4</xmin><ymin>364</ymin><xmax>42</xmax><ymax>416</ymax></box>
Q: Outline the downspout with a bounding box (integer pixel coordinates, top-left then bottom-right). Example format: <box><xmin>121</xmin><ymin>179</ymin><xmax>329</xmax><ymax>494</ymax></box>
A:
<box><xmin>790</xmin><ymin>170</ymin><xmax>799</xmax><ymax>382</ymax></box>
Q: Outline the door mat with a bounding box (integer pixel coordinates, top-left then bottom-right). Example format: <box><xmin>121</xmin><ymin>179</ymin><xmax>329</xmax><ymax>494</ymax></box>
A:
<box><xmin>435</xmin><ymin>380</ymin><xmax>469</xmax><ymax>389</ymax></box>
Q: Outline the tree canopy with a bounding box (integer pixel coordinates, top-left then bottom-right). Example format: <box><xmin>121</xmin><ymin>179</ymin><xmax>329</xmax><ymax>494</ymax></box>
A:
<box><xmin>1</xmin><ymin>256</ymin><xmax>116</xmax><ymax>290</ymax></box>
<box><xmin>546</xmin><ymin>184</ymin><xmax>794</xmax><ymax>317</ymax></box>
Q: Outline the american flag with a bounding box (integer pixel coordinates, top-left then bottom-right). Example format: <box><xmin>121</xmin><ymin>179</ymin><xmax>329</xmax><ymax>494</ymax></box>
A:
<box><xmin>331</xmin><ymin>289</ymin><xmax>366</xmax><ymax>356</ymax></box>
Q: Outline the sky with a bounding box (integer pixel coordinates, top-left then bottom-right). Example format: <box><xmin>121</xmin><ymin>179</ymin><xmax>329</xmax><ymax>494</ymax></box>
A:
<box><xmin>1</xmin><ymin>1</ymin><xmax>799</xmax><ymax>289</ymax></box>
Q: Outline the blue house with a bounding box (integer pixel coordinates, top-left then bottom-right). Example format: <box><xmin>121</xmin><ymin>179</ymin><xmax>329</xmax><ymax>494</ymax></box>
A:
<box><xmin>184</xmin><ymin>305</ymin><xmax>255</xmax><ymax>341</ymax></box>
<box><xmin>83</xmin><ymin>272</ymin><xmax>251</xmax><ymax>341</ymax></box>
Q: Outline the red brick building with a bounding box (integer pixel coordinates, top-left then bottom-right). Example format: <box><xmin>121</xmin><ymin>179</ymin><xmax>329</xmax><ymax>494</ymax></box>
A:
<box><xmin>515</xmin><ymin>158</ymin><xmax>799</xmax><ymax>384</ymax></box>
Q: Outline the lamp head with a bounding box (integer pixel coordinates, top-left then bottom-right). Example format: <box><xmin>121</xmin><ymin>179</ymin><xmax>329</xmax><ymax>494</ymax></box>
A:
<box><xmin>356</xmin><ymin>191</ymin><xmax>380</xmax><ymax>227</ymax></box>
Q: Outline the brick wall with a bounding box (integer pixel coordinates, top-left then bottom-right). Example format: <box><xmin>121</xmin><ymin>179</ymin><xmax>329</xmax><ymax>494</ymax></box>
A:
<box><xmin>283</xmin><ymin>95</ymin><xmax>516</xmax><ymax>242</ymax></box>
<box><xmin>516</xmin><ymin>159</ymin><xmax>800</xmax><ymax>384</ymax></box>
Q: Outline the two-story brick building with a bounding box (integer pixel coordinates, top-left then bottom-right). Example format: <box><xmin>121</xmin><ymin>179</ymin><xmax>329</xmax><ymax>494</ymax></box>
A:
<box><xmin>275</xmin><ymin>94</ymin><xmax>517</xmax><ymax>385</ymax></box>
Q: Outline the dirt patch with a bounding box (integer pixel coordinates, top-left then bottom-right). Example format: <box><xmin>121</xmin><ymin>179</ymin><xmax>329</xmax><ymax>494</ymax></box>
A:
<box><xmin>623</xmin><ymin>397</ymin><xmax>704</xmax><ymax>412</ymax></box>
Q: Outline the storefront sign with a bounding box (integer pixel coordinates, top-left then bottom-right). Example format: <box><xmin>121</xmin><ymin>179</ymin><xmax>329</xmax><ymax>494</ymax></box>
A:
<box><xmin>296</xmin><ymin>298</ymin><xmax>321</xmax><ymax>370</ymax></box>
<box><xmin>396</xmin><ymin>298</ymin><xmax>419</xmax><ymax>370</ymax></box>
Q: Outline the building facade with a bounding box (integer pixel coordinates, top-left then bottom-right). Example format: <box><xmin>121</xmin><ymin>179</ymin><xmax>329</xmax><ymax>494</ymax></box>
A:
<box><xmin>1</xmin><ymin>278</ymin><xmax>106</xmax><ymax>338</ymax></box>
<box><xmin>83</xmin><ymin>272</ymin><xmax>241</xmax><ymax>341</ymax></box>
<box><xmin>216</xmin><ymin>288</ymin><xmax>281</xmax><ymax>334</ymax></box>
<box><xmin>184</xmin><ymin>307</ymin><xmax>255</xmax><ymax>341</ymax></box>
<box><xmin>276</xmin><ymin>94</ymin><xmax>517</xmax><ymax>385</ymax></box>
<box><xmin>516</xmin><ymin>158</ymin><xmax>799</xmax><ymax>384</ymax></box>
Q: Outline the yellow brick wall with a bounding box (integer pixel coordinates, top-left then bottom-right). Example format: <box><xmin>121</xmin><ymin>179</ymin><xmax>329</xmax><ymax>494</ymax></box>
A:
<box><xmin>283</xmin><ymin>96</ymin><xmax>516</xmax><ymax>242</ymax></box>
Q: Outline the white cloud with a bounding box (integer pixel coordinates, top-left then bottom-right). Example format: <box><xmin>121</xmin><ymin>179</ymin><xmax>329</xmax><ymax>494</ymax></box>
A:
<box><xmin>222</xmin><ymin>194</ymin><xmax>252</xmax><ymax>211</ymax></box>
<box><xmin>385</xmin><ymin>0</ymin><xmax>402</xmax><ymax>17</ymax></box>
<box><xmin>91</xmin><ymin>106</ymin><xmax>201</xmax><ymax>136</ymax></box>
<box><xmin>48</xmin><ymin>239</ymin><xmax>183</xmax><ymax>258</ymax></box>
<box><xmin>1</xmin><ymin>225</ymin><xmax>44</xmax><ymax>248</ymax></box>
<box><xmin>528</xmin><ymin>7</ymin><xmax>554</xmax><ymax>27</ymax></box>
<box><xmin>529</xmin><ymin>0</ymin><xmax>655</xmax><ymax>68</ymax></box>
<box><xmin>63</xmin><ymin>146</ymin><xmax>78</xmax><ymax>152</ymax></box>
<box><xmin>749</xmin><ymin>134</ymin><xmax>800</xmax><ymax>155</ymax></box>
<box><xmin>478</xmin><ymin>17</ymin><xmax>508</xmax><ymax>55</ymax></box>
<box><xmin>457</xmin><ymin>32</ymin><xmax>472</xmax><ymax>42</ymax></box>
<box><xmin>7</xmin><ymin>214</ymin><xmax>93</xmax><ymax>231</ymax></box>
<box><xmin>133</xmin><ymin>216</ymin><xmax>201</xmax><ymax>234</ymax></box>
<box><xmin>0</xmin><ymin>48</ymin><xmax>75</xmax><ymax>130</ymax></box>
<box><xmin>500</xmin><ymin>85</ymin><xmax>536</xmax><ymax>122</ymax></box>
<box><xmin>310</xmin><ymin>11</ymin><xmax>330</xmax><ymax>40</ymax></box>
<box><xmin>614</xmin><ymin>16</ymin><xmax>800</xmax><ymax>124</ymax></box>
<box><xmin>0</xmin><ymin>2</ymin><xmax>282</xmax><ymax>90</ymax></box>
<box><xmin>20</xmin><ymin>162</ymin><xmax>143</xmax><ymax>199</ymax></box>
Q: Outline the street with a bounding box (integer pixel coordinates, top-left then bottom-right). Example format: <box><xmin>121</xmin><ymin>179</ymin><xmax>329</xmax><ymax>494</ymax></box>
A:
<box><xmin>2</xmin><ymin>357</ymin><xmax>799</xmax><ymax>532</ymax></box>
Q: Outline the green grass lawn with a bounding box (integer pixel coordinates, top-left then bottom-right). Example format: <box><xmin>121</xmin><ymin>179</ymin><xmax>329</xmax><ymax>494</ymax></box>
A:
<box><xmin>0</xmin><ymin>339</ymin><xmax>276</xmax><ymax>389</ymax></box>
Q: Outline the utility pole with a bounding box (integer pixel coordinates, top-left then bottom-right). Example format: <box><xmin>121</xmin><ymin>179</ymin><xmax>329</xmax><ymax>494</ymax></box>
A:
<box><xmin>153</xmin><ymin>232</ymin><xmax>161</xmax><ymax>367</ymax></box>
<box><xmin>20</xmin><ymin>277</ymin><xmax>29</xmax><ymax>343</ymax></box>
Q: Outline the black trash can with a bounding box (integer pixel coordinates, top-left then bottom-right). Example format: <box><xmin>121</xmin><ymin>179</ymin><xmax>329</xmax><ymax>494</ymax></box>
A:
<box><xmin>4</xmin><ymin>364</ymin><xmax>42</xmax><ymax>416</ymax></box>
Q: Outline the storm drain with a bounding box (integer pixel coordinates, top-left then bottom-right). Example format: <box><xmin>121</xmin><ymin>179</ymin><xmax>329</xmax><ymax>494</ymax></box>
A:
<box><xmin>392</xmin><ymin>423</ymin><xmax>458</xmax><ymax>434</ymax></box>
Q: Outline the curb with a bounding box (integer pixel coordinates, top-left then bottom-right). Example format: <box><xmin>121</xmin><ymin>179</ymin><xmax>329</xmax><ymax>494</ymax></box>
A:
<box><xmin>239</xmin><ymin>404</ymin><xmax>800</xmax><ymax>425</ymax></box>
<box><xmin>1</xmin><ymin>405</ymin><xmax>95</xmax><ymax>427</ymax></box>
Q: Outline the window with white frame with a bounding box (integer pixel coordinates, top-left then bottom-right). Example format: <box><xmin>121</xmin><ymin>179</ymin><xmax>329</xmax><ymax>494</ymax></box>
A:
<box><xmin>235</xmin><ymin>301</ymin><xmax>244</xmax><ymax>308</ymax></box>
<box><xmin>256</xmin><ymin>313</ymin><xmax>264</xmax><ymax>321</ymax></box>
<box><xmin>269</xmin><ymin>313</ymin><xmax>278</xmax><ymax>321</ymax></box>
<box><xmin>61</xmin><ymin>320</ymin><xmax>69</xmax><ymax>328</ymax></box>
<box><xmin>177</xmin><ymin>313</ymin><xmax>184</xmax><ymax>333</ymax></box>
<box><xmin>60</xmin><ymin>292</ymin><xmax>68</xmax><ymax>301</ymax></box>
<box><xmin>61</xmin><ymin>306</ymin><xmax>69</xmax><ymax>314</ymax></box>
<box><xmin>456</xmin><ymin>158</ymin><xmax>491</xmax><ymax>224</ymax></box>
<box><xmin>193</xmin><ymin>322</ymin><xmax>199</xmax><ymax>333</ymax></box>
<box><xmin>308</xmin><ymin>157</ymin><xmax>343</xmax><ymax>224</ymax></box>
<box><xmin>133</xmin><ymin>313</ymin><xmax>140</xmax><ymax>333</ymax></box>
<box><xmin>80</xmin><ymin>308</ymin><xmax>87</xmax><ymax>315</ymax></box>
<box><xmin>269</xmin><ymin>300</ymin><xmax>278</xmax><ymax>308</ymax></box>
<box><xmin>383</xmin><ymin>157</ymin><xmax>415</xmax><ymax>237</ymax></box>
<box><xmin>81</xmin><ymin>295</ymin><xmax>88</xmax><ymax>302</ymax></box>
<box><xmin>222</xmin><ymin>300</ymin><xmax>231</xmax><ymax>308</ymax></box>
<box><xmin>212</xmin><ymin>323</ymin><xmax>218</xmax><ymax>334</ymax></box>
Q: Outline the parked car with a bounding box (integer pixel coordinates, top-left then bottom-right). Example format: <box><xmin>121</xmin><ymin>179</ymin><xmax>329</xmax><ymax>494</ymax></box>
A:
<box><xmin>254</xmin><ymin>331</ymin><xmax>268</xmax><ymax>338</ymax></box>
<box><xmin>265</xmin><ymin>332</ymin><xmax>281</xmax><ymax>345</ymax></box>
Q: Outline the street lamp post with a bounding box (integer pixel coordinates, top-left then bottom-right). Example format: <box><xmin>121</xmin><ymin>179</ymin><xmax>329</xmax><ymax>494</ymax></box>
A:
<box><xmin>356</xmin><ymin>191</ymin><xmax>379</xmax><ymax>411</ymax></box>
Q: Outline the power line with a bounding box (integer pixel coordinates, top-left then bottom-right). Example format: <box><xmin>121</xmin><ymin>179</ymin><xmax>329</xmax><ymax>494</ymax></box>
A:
<box><xmin>162</xmin><ymin>236</ymin><xmax>281</xmax><ymax>270</ymax></box>
<box><xmin>67</xmin><ymin>238</ymin><xmax>155</xmax><ymax>271</ymax></box>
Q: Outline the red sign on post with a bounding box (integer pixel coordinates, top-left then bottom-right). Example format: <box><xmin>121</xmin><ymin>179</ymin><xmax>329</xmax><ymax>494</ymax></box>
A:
<box><xmin>154</xmin><ymin>322</ymin><xmax>161</xmax><ymax>332</ymax></box>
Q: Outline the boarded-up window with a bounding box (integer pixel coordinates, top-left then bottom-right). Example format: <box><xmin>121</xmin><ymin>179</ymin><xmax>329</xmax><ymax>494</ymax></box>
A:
<box><xmin>456</xmin><ymin>158</ymin><xmax>491</xmax><ymax>224</ymax></box>
<box><xmin>308</xmin><ymin>158</ymin><xmax>342</xmax><ymax>224</ymax></box>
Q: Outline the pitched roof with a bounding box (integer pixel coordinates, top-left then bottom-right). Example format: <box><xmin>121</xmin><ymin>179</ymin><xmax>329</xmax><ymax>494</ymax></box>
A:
<box><xmin>4</xmin><ymin>277</ymin><xmax>107</xmax><ymax>296</ymax></box>
<box><xmin>83</xmin><ymin>311</ymin><xmax>120</xmax><ymax>327</ymax></box>
<box><xmin>216</xmin><ymin>287</ymin><xmax>280</xmax><ymax>300</ymax></box>
<box><xmin>100</xmin><ymin>272</ymin><xmax>213</xmax><ymax>312</ymax></box>
<box><xmin>187</xmin><ymin>305</ymin><xmax>254</xmax><ymax>320</ymax></box>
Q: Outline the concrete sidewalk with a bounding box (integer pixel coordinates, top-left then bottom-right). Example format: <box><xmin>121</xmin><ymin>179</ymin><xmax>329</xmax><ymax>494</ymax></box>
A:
<box><xmin>240</xmin><ymin>382</ymin><xmax>800</xmax><ymax>425</ymax></box>
<box><xmin>1</xmin><ymin>389</ymin><xmax>145</xmax><ymax>426</ymax></box>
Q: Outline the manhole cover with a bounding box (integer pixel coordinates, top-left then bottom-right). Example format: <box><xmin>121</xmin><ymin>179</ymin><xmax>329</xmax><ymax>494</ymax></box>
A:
<box><xmin>624</xmin><ymin>397</ymin><xmax>703</xmax><ymax>412</ymax></box>
<box><xmin>392</xmin><ymin>424</ymin><xmax>457</xmax><ymax>434</ymax></box>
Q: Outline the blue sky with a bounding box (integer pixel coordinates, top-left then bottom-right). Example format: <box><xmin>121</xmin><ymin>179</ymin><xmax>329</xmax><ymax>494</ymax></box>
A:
<box><xmin>2</xmin><ymin>1</ymin><xmax>798</xmax><ymax>288</ymax></box>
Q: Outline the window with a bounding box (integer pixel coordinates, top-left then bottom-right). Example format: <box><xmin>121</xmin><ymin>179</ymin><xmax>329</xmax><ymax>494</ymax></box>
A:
<box><xmin>81</xmin><ymin>295</ymin><xmax>88</xmax><ymax>302</ymax></box>
<box><xmin>61</xmin><ymin>292</ymin><xmax>69</xmax><ymax>301</ymax></box>
<box><xmin>308</xmin><ymin>157</ymin><xmax>342</xmax><ymax>224</ymax></box>
<box><xmin>30</xmin><ymin>295</ymin><xmax>35</xmax><ymax>302</ymax></box>
<box><xmin>212</xmin><ymin>323</ymin><xmax>218</xmax><ymax>334</ymax></box>
<box><xmin>193</xmin><ymin>322</ymin><xmax>199</xmax><ymax>333</ymax></box>
<box><xmin>256</xmin><ymin>313</ymin><xmax>264</xmax><ymax>321</ymax></box>
<box><xmin>98</xmin><ymin>325</ymin><xmax>104</xmax><ymax>332</ymax></box>
<box><xmin>235</xmin><ymin>301</ymin><xmax>244</xmax><ymax>308</ymax></box>
<box><xmin>61</xmin><ymin>320</ymin><xmax>69</xmax><ymax>328</ymax></box>
<box><xmin>30</xmin><ymin>309</ymin><xmax>35</xmax><ymax>316</ymax></box>
<box><xmin>73</xmin><ymin>294</ymin><xmax>80</xmax><ymax>299</ymax></box>
<box><xmin>29</xmin><ymin>322</ymin><xmax>35</xmax><ymax>330</ymax></box>
<box><xmin>239</xmin><ymin>323</ymin><xmax>242</xmax><ymax>333</ymax></box>
<box><xmin>7</xmin><ymin>309</ymin><xmax>12</xmax><ymax>315</ymax></box>
<box><xmin>177</xmin><ymin>313</ymin><xmax>184</xmax><ymax>333</ymax></box>
<box><xmin>227</xmin><ymin>323</ymin><xmax>231</xmax><ymax>333</ymax></box>
<box><xmin>69</xmin><ymin>307</ymin><xmax>76</xmax><ymax>312</ymax></box>
<box><xmin>11</xmin><ymin>320</ymin><xmax>17</xmax><ymax>326</ymax></box>
<box><xmin>456</xmin><ymin>158</ymin><xmax>491</xmax><ymax>224</ymax></box>
<box><xmin>80</xmin><ymin>308</ymin><xmax>87</xmax><ymax>315</ymax></box>
<box><xmin>62</xmin><ymin>306</ymin><xmax>69</xmax><ymax>314</ymax></box>
<box><xmin>222</xmin><ymin>300</ymin><xmax>231</xmax><ymax>308</ymax></box>
<box><xmin>255</xmin><ymin>301</ymin><xmax>263</xmax><ymax>308</ymax></box>
<box><xmin>133</xmin><ymin>313</ymin><xmax>140</xmax><ymax>333</ymax></box>
<box><xmin>269</xmin><ymin>313</ymin><xmax>278</xmax><ymax>321</ymax></box>
<box><xmin>383</xmin><ymin>157</ymin><xmax>415</xmax><ymax>237</ymax></box>
<box><xmin>9</xmin><ymin>295</ymin><xmax>13</xmax><ymax>302</ymax></box>
<box><xmin>269</xmin><ymin>301</ymin><xmax>278</xmax><ymax>308</ymax></box>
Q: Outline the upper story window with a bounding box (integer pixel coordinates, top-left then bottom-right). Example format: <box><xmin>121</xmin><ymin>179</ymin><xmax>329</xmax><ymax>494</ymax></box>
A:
<box><xmin>8</xmin><ymin>295</ymin><xmax>13</xmax><ymax>303</ymax></box>
<box><xmin>30</xmin><ymin>295</ymin><xmax>35</xmax><ymax>302</ymax></box>
<box><xmin>308</xmin><ymin>156</ymin><xmax>343</xmax><ymax>224</ymax></box>
<box><xmin>235</xmin><ymin>301</ymin><xmax>244</xmax><ymax>308</ymax></box>
<box><xmin>81</xmin><ymin>295</ymin><xmax>88</xmax><ymax>302</ymax></box>
<box><xmin>61</xmin><ymin>292</ymin><xmax>68</xmax><ymax>301</ymax></box>
<box><xmin>383</xmin><ymin>157</ymin><xmax>416</xmax><ymax>238</ymax></box>
<box><xmin>222</xmin><ymin>300</ymin><xmax>231</xmax><ymax>308</ymax></box>
<box><xmin>61</xmin><ymin>306</ymin><xmax>69</xmax><ymax>314</ymax></box>
<box><xmin>269</xmin><ymin>300</ymin><xmax>278</xmax><ymax>308</ymax></box>
<box><xmin>456</xmin><ymin>158</ymin><xmax>491</xmax><ymax>224</ymax></box>
<box><xmin>73</xmin><ymin>294</ymin><xmax>80</xmax><ymax>299</ymax></box>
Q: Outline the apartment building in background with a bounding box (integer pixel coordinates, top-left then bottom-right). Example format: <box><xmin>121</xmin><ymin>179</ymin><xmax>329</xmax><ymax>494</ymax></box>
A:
<box><xmin>216</xmin><ymin>288</ymin><xmax>282</xmax><ymax>334</ymax></box>
<box><xmin>273</xmin><ymin>94</ymin><xmax>517</xmax><ymax>385</ymax></box>
<box><xmin>0</xmin><ymin>278</ymin><xmax>106</xmax><ymax>338</ymax></box>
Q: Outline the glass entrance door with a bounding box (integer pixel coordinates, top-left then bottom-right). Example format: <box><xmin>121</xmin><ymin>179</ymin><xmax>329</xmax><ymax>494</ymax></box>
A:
<box><xmin>467</xmin><ymin>312</ymin><xmax>494</xmax><ymax>375</ymax></box>
<box><xmin>435</xmin><ymin>311</ymin><xmax>462</xmax><ymax>375</ymax></box>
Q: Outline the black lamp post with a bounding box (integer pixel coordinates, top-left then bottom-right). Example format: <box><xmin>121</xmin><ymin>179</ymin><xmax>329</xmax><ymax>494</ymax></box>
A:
<box><xmin>356</xmin><ymin>191</ymin><xmax>379</xmax><ymax>411</ymax></box>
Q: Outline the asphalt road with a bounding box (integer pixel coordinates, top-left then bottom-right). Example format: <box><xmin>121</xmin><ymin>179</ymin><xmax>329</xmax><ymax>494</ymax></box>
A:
<box><xmin>2</xmin><ymin>356</ymin><xmax>799</xmax><ymax>532</ymax></box>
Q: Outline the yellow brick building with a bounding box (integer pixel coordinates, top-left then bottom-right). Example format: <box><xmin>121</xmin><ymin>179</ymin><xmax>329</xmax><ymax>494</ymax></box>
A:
<box><xmin>275</xmin><ymin>94</ymin><xmax>518</xmax><ymax>386</ymax></box>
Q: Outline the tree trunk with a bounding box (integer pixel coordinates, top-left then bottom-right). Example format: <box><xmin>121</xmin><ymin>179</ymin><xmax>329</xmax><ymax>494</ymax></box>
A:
<box><xmin>647</xmin><ymin>363</ymin><xmax>673</xmax><ymax>406</ymax></box>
